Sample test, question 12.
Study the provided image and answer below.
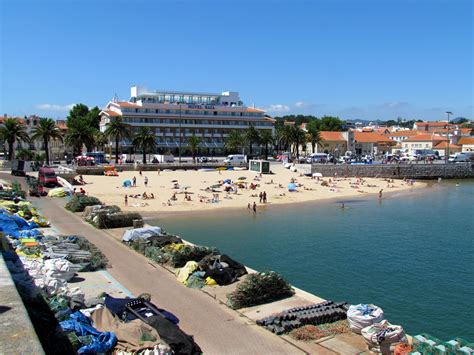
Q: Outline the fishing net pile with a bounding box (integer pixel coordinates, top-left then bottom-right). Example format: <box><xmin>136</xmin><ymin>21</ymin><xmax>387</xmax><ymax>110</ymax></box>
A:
<box><xmin>65</xmin><ymin>195</ymin><xmax>102</xmax><ymax>212</ymax></box>
<box><xmin>227</xmin><ymin>271</ymin><xmax>294</xmax><ymax>309</ymax></box>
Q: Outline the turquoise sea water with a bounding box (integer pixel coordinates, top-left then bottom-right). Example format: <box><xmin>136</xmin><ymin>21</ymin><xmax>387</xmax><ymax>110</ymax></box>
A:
<box><xmin>151</xmin><ymin>180</ymin><xmax>474</xmax><ymax>340</ymax></box>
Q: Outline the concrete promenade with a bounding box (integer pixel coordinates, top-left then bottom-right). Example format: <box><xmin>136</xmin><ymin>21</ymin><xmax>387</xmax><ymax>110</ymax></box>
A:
<box><xmin>30</xmin><ymin>196</ymin><xmax>307</xmax><ymax>354</ymax></box>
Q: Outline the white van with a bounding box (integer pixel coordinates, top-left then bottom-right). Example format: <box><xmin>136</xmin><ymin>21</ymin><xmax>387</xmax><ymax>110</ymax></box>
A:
<box><xmin>224</xmin><ymin>154</ymin><xmax>246</xmax><ymax>165</ymax></box>
<box><xmin>448</xmin><ymin>153</ymin><xmax>471</xmax><ymax>163</ymax></box>
<box><xmin>306</xmin><ymin>153</ymin><xmax>328</xmax><ymax>164</ymax></box>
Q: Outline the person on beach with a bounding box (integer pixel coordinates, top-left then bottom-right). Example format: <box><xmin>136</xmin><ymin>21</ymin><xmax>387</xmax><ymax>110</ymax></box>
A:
<box><xmin>252</xmin><ymin>202</ymin><xmax>257</xmax><ymax>214</ymax></box>
<box><xmin>133</xmin><ymin>176</ymin><xmax>137</xmax><ymax>187</ymax></box>
<box><xmin>144</xmin><ymin>176</ymin><xmax>148</xmax><ymax>187</ymax></box>
<box><xmin>259</xmin><ymin>192</ymin><xmax>263</xmax><ymax>203</ymax></box>
<box><xmin>139</xmin><ymin>170</ymin><xmax>142</xmax><ymax>176</ymax></box>
<box><xmin>157</xmin><ymin>169</ymin><xmax>160</xmax><ymax>175</ymax></box>
<box><xmin>379</xmin><ymin>189</ymin><xmax>383</xmax><ymax>199</ymax></box>
<box><xmin>124</xmin><ymin>194</ymin><xmax>128</xmax><ymax>206</ymax></box>
<box><xmin>247</xmin><ymin>203</ymin><xmax>251</xmax><ymax>210</ymax></box>
<box><xmin>263</xmin><ymin>191</ymin><xmax>267</xmax><ymax>203</ymax></box>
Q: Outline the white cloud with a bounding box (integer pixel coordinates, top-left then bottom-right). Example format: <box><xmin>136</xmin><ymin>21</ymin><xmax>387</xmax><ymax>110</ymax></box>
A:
<box><xmin>36</xmin><ymin>103</ymin><xmax>76</xmax><ymax>111</ymax></box>
<box><xmin>378</xmin><ymin>102</ymin><xmax>410</xmax><ymax>109</ymax></box>
<box><xmin>265</xmin><ymin>104</ymin><xmax>290</xmax><ymax>113</ymax></box>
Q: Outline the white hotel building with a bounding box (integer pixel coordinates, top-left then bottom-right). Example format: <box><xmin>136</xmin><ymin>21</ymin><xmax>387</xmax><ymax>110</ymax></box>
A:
<box><xmin>100</xmin><ymin>86</ymin><xmax>274</xmax><ymax>155</ymax></box>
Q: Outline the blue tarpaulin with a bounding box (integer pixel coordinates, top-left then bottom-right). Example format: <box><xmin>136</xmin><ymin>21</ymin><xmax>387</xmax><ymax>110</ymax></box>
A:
<box><xmin>60</xmin><ymin>311</ymin><xmax>117</xmax><ymax>354</ymax></box>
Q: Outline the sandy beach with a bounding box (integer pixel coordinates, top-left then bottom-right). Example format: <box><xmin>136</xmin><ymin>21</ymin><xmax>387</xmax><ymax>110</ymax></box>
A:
<box><xmin>77</xmin><ymin>164</ymin><xmax>425</xmax><ymax>214</ymax></box>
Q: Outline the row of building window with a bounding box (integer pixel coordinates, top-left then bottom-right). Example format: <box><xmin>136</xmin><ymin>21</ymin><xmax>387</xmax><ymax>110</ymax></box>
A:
<box><xmin>404</xmin><ymin>143</ymin><xmax>430</xmax><ymax>148</ymax></box>
<box><xmin>121</xmin><ymin>107</ymin><xmax>263</xmax><ymax>117</ymax></box>
<box><xmin>122</xmin><ymin>117</ymin><xmax>273</xmax><ymax>127</ymax></box>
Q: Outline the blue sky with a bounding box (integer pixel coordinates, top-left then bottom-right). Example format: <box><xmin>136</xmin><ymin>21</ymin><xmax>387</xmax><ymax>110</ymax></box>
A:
<box><xmin>1</xmin><ymin>0</ymin><xmax>472</xmax><ymax>121</ymax></box>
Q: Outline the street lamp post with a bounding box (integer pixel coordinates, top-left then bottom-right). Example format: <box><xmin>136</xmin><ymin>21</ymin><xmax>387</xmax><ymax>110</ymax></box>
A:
<box><xmin>445</xmin><ymin>111</ymin><xmax>453</xmax><ymax>163</ymax></box>
<box><xmin>178</xmin><ymin>104</ymin><xmax>182</xmax><ymax>164</ymax></box>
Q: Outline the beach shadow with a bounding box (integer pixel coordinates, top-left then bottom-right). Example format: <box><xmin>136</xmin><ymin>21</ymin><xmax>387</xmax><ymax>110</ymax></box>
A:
<box><xmin>0</xmin><ymin>306</ymin><xmax>12</xmax><ymax>314</ymax></box>
<box><xmin>68</xmin><ymin>276</ymin><xmax>85</xmax><ymax>283</ymax></box>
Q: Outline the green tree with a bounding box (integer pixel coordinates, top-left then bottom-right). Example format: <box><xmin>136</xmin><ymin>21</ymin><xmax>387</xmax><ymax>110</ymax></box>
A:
<box><xmin>65</xmin><ymin>119</ymin><xmax>96</xmax><ymax>155</ymax></box>
<box><xmin>16</xmin><ymin>148</ymin><xmax>34</xmax><ymax>161</ymax></box>
<box><xmin>187</xmin><ymin>135</ymin><xmax>201</xmax><ymax>163</ymax></box>
<box><xmin>104</xmin><ymin>116</ymin><xmax>132</xmax><ymax>163</ymax></box>
<box><xmin>132</xmin><ymin>126</ymin><xmax>156</xmax><ymax>164</ymax></box>
<box><xmin>319</xmin><ymin>116</ymin><xmax>345</xmax><ymax>131</ymax></box>
<box><xmin>244</xmin><ymin>126</ymin><xmax>260</xmax><ymax>156</ymax></box>
<box><xmin>87</xmin><ymin>106</ymin><xmax>102</xmax><ymax>130</ymax></box>
<box><xmin>225</xmin><ymin>130</ymin><xmax>243</xmax><ymax>153</ymax></box>
<box><xmin>290</xmin><ymin>126</ymin><xmax>307</xmax><ymax>160</ymax></box>
<box><xmin>259</xmin><ymin>130</ymin><xmax>274</xmax><ymax>159</ymax></box>
<box><xmin>277</xmin><ymin>125</ymin><xmax>293</xmax><ymax>153</ymax></box>
<box><xmin>305</xmin><ymin>120</ymin><xmax>321</xmax><ymax>153</ymax></box>
<box><xmin>0</xmin><ymin>118</ymin><xmax>30</xmax><ymax>160</ymax></box>
<box><xmin>31</xmin><ymin>118</ymin><xmax>64</xmax><ymax>165</ymax></box>
<box><xmin>33</xmin><ymin>152</ymin><xmax>46</xmax><ymax>165</ymax></box>
<box><xmin>65</xmin><ymin>104</ymin><xmax>101</xmax><ymax>153</ymax></box>
<box><xmin>94</xmin><ymin>131</ymin><xmax>108</xmax><ymax>152</ymax></box>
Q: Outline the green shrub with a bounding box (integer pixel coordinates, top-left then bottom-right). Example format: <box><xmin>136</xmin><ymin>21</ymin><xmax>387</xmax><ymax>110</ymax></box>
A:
<box><xmin>65</xmin><ymin>195</ymin><xmax>102</xmax><ymax>212</ymax></box>
<box><xmin>227</xmin><ymin>271</ymin><xmax>294</xmax><ymax>309</ymax></box>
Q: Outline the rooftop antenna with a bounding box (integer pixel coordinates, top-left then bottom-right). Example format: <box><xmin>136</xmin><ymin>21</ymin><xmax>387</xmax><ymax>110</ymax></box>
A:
<box><xmin>113</xmin><ymin>93</ymin><xmax>119</xmax><ymax>103</ymax></box>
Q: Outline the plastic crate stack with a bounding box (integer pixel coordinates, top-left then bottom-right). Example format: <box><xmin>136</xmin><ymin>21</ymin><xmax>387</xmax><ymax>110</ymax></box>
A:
<box><xmin>256</xmin><ymin>301</ymin><xmax>349</xmax><ymax>334</ymax></box>
<box><xmin>412</xmin><ymin>333</ymin><xmax>473</xmax><ymax>354</ymax></box>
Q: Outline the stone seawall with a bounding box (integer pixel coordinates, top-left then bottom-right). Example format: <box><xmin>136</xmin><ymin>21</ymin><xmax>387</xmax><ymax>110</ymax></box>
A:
<box><xmin>295</xmin><ymin>163</ymin><xmax>474</xmax><ymax>179</ymax></box>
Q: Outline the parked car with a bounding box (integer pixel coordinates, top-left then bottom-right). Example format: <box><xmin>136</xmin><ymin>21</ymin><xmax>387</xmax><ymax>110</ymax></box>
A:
<box><xmin>448</xmin><ymin>153</ymin><xmax>471</xmax><ymax>163</ymax></box>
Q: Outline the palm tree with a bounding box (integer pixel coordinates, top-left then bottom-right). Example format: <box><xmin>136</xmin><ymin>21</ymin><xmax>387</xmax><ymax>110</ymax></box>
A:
<box><xmin>306</xmin><ymin>121</ymin><xmax>321</xmax><ymax>154</ymax></box>
<box><xmin>31</xmin><ymin>118</ymin><xmax>64</xmax><ymax>165</ymax></box>
<box><xmin>291</xmin><ymin>126</ymin><xmax>307</xmax><ymax>160</ymax></box>
<box><xmin>132</xmin><ymin>126</ymin><xmax>156</xmax><ymax>164</ymax></box>
<box><xmin>16</xmin><ymin>148</ymin><xmax>34</xmax><ymax>161</ymax></box>
<box><xmin>225</xmin><ymin>130</ymin><xmax>243</xmax><ymax>154</ymax></box>
<box><xmin>277</xmin><ymin>125</ymin><xmax>293</xmax><ymax>154</ymax></box>
<box><xmin>244</xmin><ymin>126</ymin><xmax>260</xmax><ymax>156</ymax></box>
<box><xmin>94</xmin><ymin>131</ymin><xmax>108</xmax><ymax>152</ymax></box>
<box><xmin>187</xmin><ymin>135</ymin><xmax>201</xmax><ymax>163</ymax></box>
<box><xmin>0</xmin><ymin>118</ymin><xmax>30</xmax><ymax>160</ymax></box>
<box><xmin>104</xmin><ymin>117</ymin><xmax>131</xmax><ymax>164</ymax></box>
<box><xmin>259</xmin><ymin>130</ymin><xmax>274</xmax><ymax>160</ymax></box>
<box><xmin>65</xmin><ymin>119</ymin><xmax>96</xmax><ymax>156</ymax></box>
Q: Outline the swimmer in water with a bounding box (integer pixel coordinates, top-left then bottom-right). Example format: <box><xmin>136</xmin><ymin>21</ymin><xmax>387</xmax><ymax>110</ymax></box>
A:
<box><xmin>456</xmin><ymin>183</ymin><xmax>459</xmax><ymax>187</ymax></box>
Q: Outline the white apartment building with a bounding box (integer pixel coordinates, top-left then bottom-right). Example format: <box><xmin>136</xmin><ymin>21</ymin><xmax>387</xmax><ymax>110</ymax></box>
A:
<box><xmin>100</xmin><ymin>86</ymin><xmax>274</xmax><ymax>155</ymax></box>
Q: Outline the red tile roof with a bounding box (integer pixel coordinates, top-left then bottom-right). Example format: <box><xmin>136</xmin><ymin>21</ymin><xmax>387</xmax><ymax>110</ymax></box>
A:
<box><xmin>102</xmin><ymin>110</ymin><xmax>121</xmax><ymax>117</ymax></box>
<box><xmin>404</xmin><ymin>134</ymin><xmax>447</xmax><ymax>142</ymax></box>
<box><xmin>115</xmin><ymin>101</ymin><xmax>141</xmax><ymax>108</ymax></box>
<box><xmin>319</xmin><ymin>131</ymin><xmax>346</xmax><ymax>141</ymax></box>
<box><xmin>354</xmin><ymin>132</ymin><xmax>395</xmax><ymax>143</ymax></box>
<box><xmin>457</xmin><ymin>137</ymin><xmax>474</xmax><ymax>145</ymax></box>
<box><xmin>386</xmin><ymin>130</ymin><xmax>421</xmax><ymax>137</ymax></box>
<box><xmin>56</xmin><ymin>120</ymin><xmax>68</xmax><ymax>129</ymax></box>
<box><xmin>433</xmin><ymin>142</ymin><xmax>461</xmax><ymax>149</ymax></box>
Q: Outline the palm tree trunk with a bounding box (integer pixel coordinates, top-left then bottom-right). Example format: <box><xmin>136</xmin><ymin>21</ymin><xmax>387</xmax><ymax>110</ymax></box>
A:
<box><xmin>312</xmin><ymin>142</ymin><xmax>316</xmax><ymax>154</ymax></box>
<box><xmin>143</xmin><ymin>148</ymin><xmax>146</xmax><ymax>164</ymax></box>
<box><xmin>44</xmin><ymin>138</ymin><xmax>50</xmax><ymax>165</ymax></box>
<box><xmin>265</xmin><ymin>143</ymin><xmax>268</xmax><ymax>160</ymax></box>
<box><xmin>249</xmin><ymin>141</ymin><xmax>252</xmax><ymax>156</ymax></box>
<box><xmin>8</xmin><ymin>141</ymin><xmax>14</xmax><ymax>161</ymax></box>
<box><xmin>115</xmin><ymin>136</ymin><xmax>119</xmax><ymax>164</ymax></box>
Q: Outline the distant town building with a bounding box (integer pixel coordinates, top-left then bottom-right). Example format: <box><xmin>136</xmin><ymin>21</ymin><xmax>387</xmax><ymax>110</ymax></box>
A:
<box><xmin>99</xmin><ymin>86</ymin><xmax>274</xmax><ymax>155</ymax></box>
<box><xmin>353</xmin><ymin>131</ymin><xmax>395</xmax><ymax>156</ymax></box>
<box><xmin>413</xmin><ymin>121</ymin><xmax>457</xmax><ymax>131</ymax></box>
<box><xmin>457</xmin><ymin>137</ymin><xmax>474</xmax><ymax>152</ymax></box>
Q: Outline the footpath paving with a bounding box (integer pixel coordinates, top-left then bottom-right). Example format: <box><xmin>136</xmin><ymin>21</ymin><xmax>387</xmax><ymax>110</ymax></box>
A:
<box><xmin>27</xmin><ymin>195</ymin><xmax>308</xmax><ymax>354</ymax></box>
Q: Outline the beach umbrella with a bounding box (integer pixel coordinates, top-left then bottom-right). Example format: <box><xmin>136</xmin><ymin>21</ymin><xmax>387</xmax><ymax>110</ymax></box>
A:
<box><xmin>123</xmin><ymin>180</ymin><xmax>132</xmax><ymax>187</ymax></box>
<box><xmin>287</xmin><ymin>183</ymin><xmax>297</xmax><ymax>191</ymax></box>
<box><xmin>223</xmin><ymin>179</ymin><xmax>231</xmax><ymax>184</ymax></box>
